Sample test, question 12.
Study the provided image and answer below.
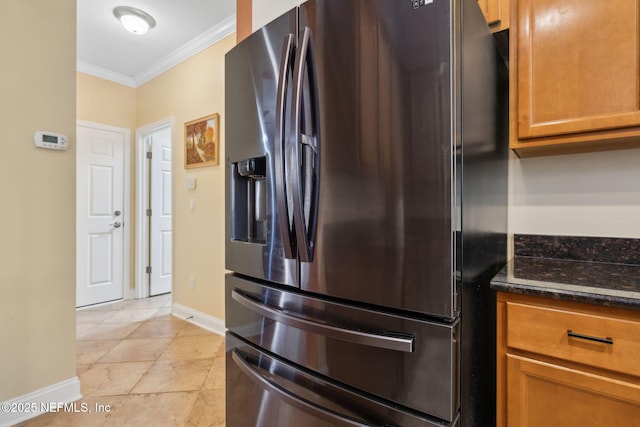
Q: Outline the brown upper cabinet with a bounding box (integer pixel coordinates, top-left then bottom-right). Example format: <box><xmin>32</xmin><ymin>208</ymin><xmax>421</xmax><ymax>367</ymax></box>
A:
<box><xmin>478</xmin><ymin>0</ymin><xmax>510</xmax><ymax>32</ymax></box>
<box><xmin>510</xmin><ymin>0</ymin><xmax>640</xmax><ymax>157</ymax></box>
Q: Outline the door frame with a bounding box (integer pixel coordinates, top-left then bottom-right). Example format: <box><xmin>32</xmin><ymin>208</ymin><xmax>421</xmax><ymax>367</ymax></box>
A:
<box><xmin>135</xmin><ymin>117</ymin><xmax>174</xmax><ymax>299</ymax></box>
<box><xmin>76</xmin><ymin>120</ymin><xmax>133</xmax><ymax>303</ymax></box>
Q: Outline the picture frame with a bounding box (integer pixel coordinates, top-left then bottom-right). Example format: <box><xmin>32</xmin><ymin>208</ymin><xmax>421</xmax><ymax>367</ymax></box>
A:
<box><xmin>184</xmin><ymin>113</ymin><xmax>220</xmax><ymax>168</ymax></box>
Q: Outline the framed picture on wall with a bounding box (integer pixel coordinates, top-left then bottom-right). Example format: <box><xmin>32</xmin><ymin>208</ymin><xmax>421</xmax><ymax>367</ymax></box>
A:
<box><xmin>184</xmin><ymin>113</ymin><xmax>220</xmax><ymax>168</ymax></box>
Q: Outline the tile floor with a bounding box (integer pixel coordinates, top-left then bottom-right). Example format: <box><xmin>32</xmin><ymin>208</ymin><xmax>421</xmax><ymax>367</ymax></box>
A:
<box><xmin>19</xmin><ymin>294</ymin><xmax>225</xmax><ymax>427</ymax></box>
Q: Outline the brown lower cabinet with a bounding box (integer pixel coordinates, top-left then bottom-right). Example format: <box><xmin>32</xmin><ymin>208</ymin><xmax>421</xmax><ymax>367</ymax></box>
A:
<box><xmin>497</xmin><ymin>292</ymin><xmax>640</xmax><ymax>426</ymax></box>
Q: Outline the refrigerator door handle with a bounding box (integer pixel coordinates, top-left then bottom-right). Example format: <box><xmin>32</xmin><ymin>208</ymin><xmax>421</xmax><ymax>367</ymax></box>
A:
<box><xmin>291</xmin><ymin>26</ymin><xmax>320</xmax><ymax>263</ymax></box>
<box><xmin>232</xmin><ymin>289</ymin><xmax>415</xmax><ymax>353</ymax></box>
<box><xmin>275</xmin><ymin>33</ymin><xmax>296</xmax><ymax>259</ymax></box>
<box><xmin>232</xmin><ymin>350</ymin><xmax>368</xmax><ymax>427</ymax></box>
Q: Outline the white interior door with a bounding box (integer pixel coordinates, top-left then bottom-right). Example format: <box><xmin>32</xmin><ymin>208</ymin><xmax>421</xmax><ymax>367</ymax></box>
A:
<box><xmin>149</xmin><ymin>126</ymin><xmax>172</xmax><ymax>296</ymax></box>
<box><xmin>77</xmin><ymin>124</ymin><xmax>126</xmax><ymax>307</ymax></box>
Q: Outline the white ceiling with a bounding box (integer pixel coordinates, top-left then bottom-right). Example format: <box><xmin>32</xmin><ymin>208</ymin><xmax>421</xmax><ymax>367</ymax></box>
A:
<box><xmin>77</xmin><ymin>0</ymin><xmax>236</xmax><ymax>87</ymax></box>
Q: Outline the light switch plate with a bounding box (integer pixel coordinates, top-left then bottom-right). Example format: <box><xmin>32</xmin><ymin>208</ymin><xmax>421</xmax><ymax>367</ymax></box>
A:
<box><xmin>186</xmin><ymin>177</ymin><xmax>197</xmax><ymax>190</ymax></box>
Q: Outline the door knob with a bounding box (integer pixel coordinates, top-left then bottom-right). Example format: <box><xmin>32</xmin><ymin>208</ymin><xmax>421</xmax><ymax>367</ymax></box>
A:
<box><xmin>114</xmin><ymin>210</ymin><xmax>122</xmax><ymax>216</ymax></box>
<box><xmin>110</xmin><ymin>222</ymin><xmax>122</xmax><ymax>228</ymax></box>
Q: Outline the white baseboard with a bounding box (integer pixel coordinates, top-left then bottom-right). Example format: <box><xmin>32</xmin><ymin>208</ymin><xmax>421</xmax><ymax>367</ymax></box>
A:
<box><xmin>172</xmin><ymin>302</ymin><xmax>226</xmax><ymax>336</ymax></box>
<box><xmin>0</xmin><ymin>377</ymin><xmax>81</xmax><ymax>427</ymax></box>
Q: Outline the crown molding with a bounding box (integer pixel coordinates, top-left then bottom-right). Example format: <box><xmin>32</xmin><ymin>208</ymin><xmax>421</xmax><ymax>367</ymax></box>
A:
<box><xmin>77</xmin><ymin>14</ymin><xmax>236</xmax><ymax>88</ymax></box>
<box><xmin>133</xmin><ymin>14</ymin><xmax>235</xmax><ymax>87</ymax></box>
<box><xmin>77</xmin><ymin>61</ymin><xmax>137</xmax><ymax>87</ymax></box>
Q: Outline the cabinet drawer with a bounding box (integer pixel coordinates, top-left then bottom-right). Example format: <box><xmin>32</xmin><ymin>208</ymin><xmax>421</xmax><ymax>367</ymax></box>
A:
<box><xmin>506</xmin><ymin>302</ymin><xmax>640</xmax><ymax>377</ymax></box>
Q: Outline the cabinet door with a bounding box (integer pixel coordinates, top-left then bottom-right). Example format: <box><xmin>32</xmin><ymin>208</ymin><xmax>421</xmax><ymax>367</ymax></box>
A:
<box><xmin>478</xmin><ymin>0</ymin><xmax>509</xmax><ymax>32</ymax></box>
<box><xmin>516</xmin><ymin>0</ymin><xmax>640</xmax><ymax>140</ymax></box>
<box><xmin>507</xmin><ymin>355</ymin><xmax>640</xmax><ymax>426</ymax></box>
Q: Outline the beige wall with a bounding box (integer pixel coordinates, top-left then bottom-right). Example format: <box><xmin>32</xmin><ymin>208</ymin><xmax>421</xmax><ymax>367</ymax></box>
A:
<box><xmin>0</xmin><ymin>0</ymin><xmax>77</xmax><ymax>400</ymax></box>
<box><xmin>137</xmin><ymin>34</ymin><xmax>236</xmax><ymax>320</ymax></box>
<box><xmin>509</xmin><ymin>149</ymin><xmax>640</xmax><ymax>239</ymax></box>
<box><xmin>77</xmin><ymin>72</ymin><xmax>136</xmax><ymax>129</ymax></box>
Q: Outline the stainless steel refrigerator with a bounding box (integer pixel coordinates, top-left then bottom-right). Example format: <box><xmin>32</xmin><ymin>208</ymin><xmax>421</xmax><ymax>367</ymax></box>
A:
<box><xmin>224</xmin><ymin>0</ymin><xmax>508</xmax><ymax>425</ymax></box>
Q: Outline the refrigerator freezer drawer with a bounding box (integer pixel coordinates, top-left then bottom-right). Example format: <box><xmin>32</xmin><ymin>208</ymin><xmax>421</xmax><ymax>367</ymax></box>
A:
<box><xmin>226</xmin><ymin>334</ymin><xmax>460</xmax><ymax>427</ymax></box>
<box><xmin>225</xmin><ymin>275</ymin><xmax>460</xmax><ymax>422</ymax></box>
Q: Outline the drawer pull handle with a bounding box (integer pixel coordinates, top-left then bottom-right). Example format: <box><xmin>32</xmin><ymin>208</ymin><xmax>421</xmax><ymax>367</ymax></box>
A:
<box><xmin>567</xmin><ymin>330</ymin><xmax>613</xmax><ymax>345</ymax></box>
<box><xmin>232</xmin><ymin>289</ymin><xmax>415</xmax><ymax>352</ymax></box>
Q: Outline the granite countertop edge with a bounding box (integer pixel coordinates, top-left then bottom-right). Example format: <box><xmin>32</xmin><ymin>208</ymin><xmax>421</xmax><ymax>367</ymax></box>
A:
<box><xmin>490</xmin><ymin>261</ymin><xmax>640</xmax><ymax>310</ymax></box>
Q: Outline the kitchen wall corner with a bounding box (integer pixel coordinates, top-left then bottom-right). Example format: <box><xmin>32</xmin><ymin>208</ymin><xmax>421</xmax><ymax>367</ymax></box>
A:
<box><xmin>136</xmin><ymin>34</ymin><xmax>236</xmax><ymax>321</ymax></box>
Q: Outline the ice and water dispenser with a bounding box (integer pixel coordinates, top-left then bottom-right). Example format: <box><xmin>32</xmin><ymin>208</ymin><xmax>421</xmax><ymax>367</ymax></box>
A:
<box><xmin>230</xmin><ymin>157</ymin><xmax>267</xmax><ymax>244</ymax></box>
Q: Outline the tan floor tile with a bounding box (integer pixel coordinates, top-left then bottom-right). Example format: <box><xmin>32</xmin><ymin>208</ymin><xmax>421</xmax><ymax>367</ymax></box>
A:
<box><xmin>76</xmin><ymin>322</ymin><xmax>97</xmax><ymax>338</ymax></box>
<box><xmin>131</xmin><ymin>359</ymin><xmax>213</xmax><ymax>393</ymax></box>
<box><xmin>76</xmin><ymin>340</ymin><xmax>120</xmax><ymax>364</ymax></box>
<box><xmin>215</xmin><ymin>342</ymin><xmax>226</xmax><ymax>358</ymax></box>
<box><xmin>127</xmin><ymin>318</ymin><xmax>189</xmax><ymax>339</ymax></box>
<box><xmin>35</xmin><ymin>294</ymin><xmax>230</xmax><ymax>426</ymax></box>
<box><xmin>159</xmin><ymin>334</ymin><xmax>224</xmax><ymax>361</ymax></box>
<box><xmin>79</xmin><ymin>361</ymin><xmax>152</xmax><ymax>397</ymax></box>
<box><xmin>177</xmin><ymin>323</ymin><xmax>217</xmax><ymax>337</ymax></box>
<box><xmin>98</xmin><ymin>337</ymin><xmax>173</xmax><ymax>363</ymax></box>
<box><xmin>76</xmin><ymin>309</ymin><xmax>118</xmax><ymax>324</ymax></box>
<box><xmin>77</xmin><ymin>300</ymin><xmax>126</xmax><ymax>311</ymax></box>
<box><xmin>125</xmin><ymin>294</ymin><xmax>172</xmax><ymax>309</ymax></box>
<box><xmin>102</xmin><ymin>391</ymin><xmax>198</xmax><ymax>427</ymax></box>
<box><xmin>202</xmin><ymin>357</ymin><xmax>225</xmax><ymax>390</ymax></box>
<box><xmin>151</xmin><ymin>307</ymin><xmax>172</xmax><ymax>318</ymax></box>
<box><xmin>102</xmin><ymin>308</ymin><xmax>160</xmax><ymax>323</ymax></box>
<box><xmin>186</xmin><ymin>389</ymin><xmax>225</xmax><ymax>427</ymax></box>
<box><xmin>76</xmin><ymin>322</ymin><xmax>141</xmax><ymax>341</ymax></box>
<box><xmin>149</xmin><ymin>313</ymin><xmax>173</xmax><ymax>322</ymax></box>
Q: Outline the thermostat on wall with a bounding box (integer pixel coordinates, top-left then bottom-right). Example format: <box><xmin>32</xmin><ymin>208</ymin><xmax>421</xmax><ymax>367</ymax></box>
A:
<box><xmin>34</xmin><ymin>131</ymin><xmax>69</xmax><ymax>150</ymax></box>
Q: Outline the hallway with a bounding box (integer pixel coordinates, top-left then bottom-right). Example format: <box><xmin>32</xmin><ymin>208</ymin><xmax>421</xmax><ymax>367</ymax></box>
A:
<box><xmin>19</xmin><ymin>294</ymin><xmax>225</xmax><ymax>426</ymax></box>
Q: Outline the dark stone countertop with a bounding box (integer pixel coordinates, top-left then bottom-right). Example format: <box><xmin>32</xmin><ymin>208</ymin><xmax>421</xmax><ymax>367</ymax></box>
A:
<box><xmin>491</xmin><ymin>256</ymin><xmax>640</xmax><ymax>309</ymax></box>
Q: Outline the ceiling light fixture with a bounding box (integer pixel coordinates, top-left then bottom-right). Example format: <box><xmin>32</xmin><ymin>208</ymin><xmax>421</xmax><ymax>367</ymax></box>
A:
<box><xmin>113</xmin><ymin>6</ymin><xmax>156</xmax><ymax>35</ymax></box>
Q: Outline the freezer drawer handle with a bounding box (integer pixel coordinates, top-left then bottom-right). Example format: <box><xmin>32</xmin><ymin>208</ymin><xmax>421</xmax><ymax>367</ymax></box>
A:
<box><xmin>232</xmin><ymin>350</ymin><xmax>368</xmax><ymax>427</ymax></box>
<box><xmin>232</xmin><ymin>289</ymin><xmax>415</xmax><ymax>353</ymax></box>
